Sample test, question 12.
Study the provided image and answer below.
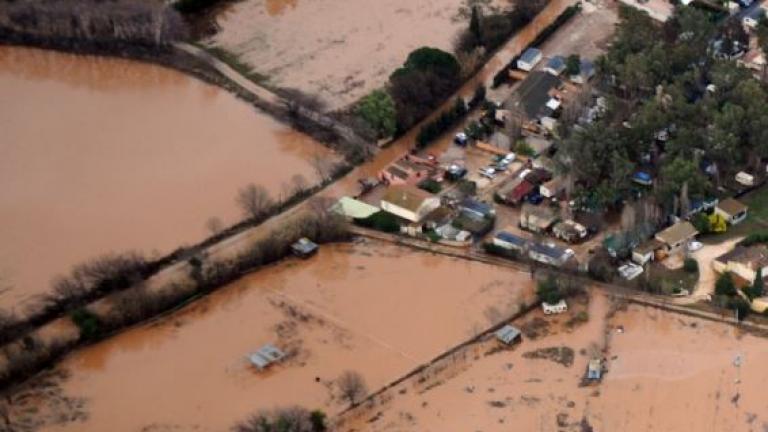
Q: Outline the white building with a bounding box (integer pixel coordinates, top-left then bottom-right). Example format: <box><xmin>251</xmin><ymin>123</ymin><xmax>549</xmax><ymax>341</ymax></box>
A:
<box><xmin>517</xmin><ymin>48</ymin><xmax>543</xmax><ymax>72</ymax></box>
<box><xmin>380</xmin><ymin>185</ymin><xmax>440</xmax><ymax>223</ymax></box>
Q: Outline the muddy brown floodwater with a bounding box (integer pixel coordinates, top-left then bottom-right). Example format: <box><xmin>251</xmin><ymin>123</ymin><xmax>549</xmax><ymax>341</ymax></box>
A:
<box><xmin>7</xmin><ymin>240</ymin><xmax>534</xmax><ymax>431</ymax></box>
<box><xmin>0</xmin><ymin>46</ymin><xmax>336</xmax><ymax>312</ymax></box>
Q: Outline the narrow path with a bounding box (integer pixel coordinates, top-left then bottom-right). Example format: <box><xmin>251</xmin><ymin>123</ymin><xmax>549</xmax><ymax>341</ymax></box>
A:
<box><xmin>174</xmin><ymin>42</ymin><xmax>369</xmax><ymax>148</ymax></box>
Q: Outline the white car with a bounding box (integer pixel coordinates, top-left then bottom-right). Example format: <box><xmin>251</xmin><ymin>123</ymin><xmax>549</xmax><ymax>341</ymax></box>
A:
<box><xmin>618</xmin><ymin>263</ymin><xmax>644</xmax><ymax>281</ymax></box>
<box><xmin>479</xmin><ymin>167</ymin><xmax>496</xmax><ymax>179</ymax></box>
<box><xmin>502</xmin><ymin>153</ymin><xmax>516</xmax><ymax>164</ymax></box>
<box><xmin>688</xmin><ymin>241</ymin><xmax>703</xmax><ymax>252</ymax></box>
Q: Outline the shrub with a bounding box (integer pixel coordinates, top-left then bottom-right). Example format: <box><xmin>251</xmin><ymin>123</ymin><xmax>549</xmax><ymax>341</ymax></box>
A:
<box><xmin>683</xmin><ymin>258</ymin><xmax>699</xmax><ymax>273</ymax></box>
<box><xmin>537</xmin><ymin>276</ymin><xmax>563</xmax><ymax>304</ymax></box>
<box><xmin>740</xmin><ymin>232</ymin><xmax>768</xmax><ymax>247</ymax></box>
<box><xmin>418</xmin><ymin>178</ymin><xmax>442</xmax><ymax>194</ymax></box>
<box><xmin>70</xmin><ymin>308</ymin><xmax>102</xmax><ymax>341</ymax></box>
<box><xmin>514</xmin><ymin>140</ymin><xmax>536</xmax><ymax>157</ymax></box>
<box><xmin>691</xmin><ymin>212</ymin><xmax>711</xmax><ymax>235</ymax></box>
<box><xmin>715</xmin><ymin>272</ymin><xmax>736</xmax><ymax>296</ymax></box>
<box><xmin>354</xmin><ymin>211</ymin><xmax>401</xmax><ymax>233</ymax></box>
<box><xmin>728</xmin><ymin>296</ymin><xmax>751</xmax><ymax>321</ymax></box>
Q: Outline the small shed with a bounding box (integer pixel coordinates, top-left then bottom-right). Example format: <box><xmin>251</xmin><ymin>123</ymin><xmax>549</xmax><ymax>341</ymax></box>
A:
<box><xmin>495</xmin><ymin>324</ymin><xmax>522</xmax><ymax>345</ymax></box>
<box><xmin>291</xmin><ymin>238</ymin><xmax>318</xmax><ymax>258</ymax></box>
<box><xmin>715</xmin><ymin>198</ymin><xmax>748</xmax><ymax>225</ymax></box>
<box><xmin>248</xmin><ymin>344</ymin><xmax>286</xmax><ymax>370</ymax></box>
<box><xmin>587</xmin><ymin>359</ymin><xmax>602</xmax><ymax>380</ymax></box>
<box><xmin>544</xmin><ymin>55</ymin><xmax>566</xmax><ymax>76</ymax></box>
<box><xmin>632</xmin><ymin>239</ymin><xmax>664</xmax><ymax>265</ymax></box>
<box><xmin>655</xmin><ymin>221</ymin><xmax>698</xmax><ymax>253</ymax></box>
<box><xmin>517</xmin><ymin>48</ymin><xmax>543</xmax><ymax>72</ymax></box>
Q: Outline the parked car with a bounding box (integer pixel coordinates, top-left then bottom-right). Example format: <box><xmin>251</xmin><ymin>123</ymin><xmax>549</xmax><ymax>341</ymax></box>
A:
<box><xmin>688</xmin><ymin>241</ymin><xmax>703</xmax><ymax>252</ymax></box>
<box><xmin>618</xmin><ymin>263</ymin><xmax>644</xmax><ymax>281</ymax></box>
<box><xmin>455</xmin><ymin>132</ymin><xmax>468</xmax><ymax>146</ymax></box>
<box><xmin>527</xmin><ymin>191</ymin><xmax>544</xmax><ymax>205</ymax></box>
<box><xmin>479</xmin><ymin>167</ymin><xmax>496</xmax><ymax>179</ymax></box>
<box><xmin>446</xmin><ymin>164</ymin><xmax>467</xmax><ymax>181</ymax></box>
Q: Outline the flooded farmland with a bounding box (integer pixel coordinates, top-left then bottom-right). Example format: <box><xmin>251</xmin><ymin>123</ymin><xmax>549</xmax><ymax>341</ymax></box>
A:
<box><xmin>5</xmin><ymin>241</ymin><xmax>535</xmax><ymax>431</ymax></box>
<box><xmin>0</xmin><ymin>46</ymin><xmax>336</xmax><ymax>311</ymax></box>
<box><xmin>339</xmin><ymin>293</ymin><xmax>768</xmax><ymax>432</ymax></box>
<box><xmin>211</xmin><ymin>0</ymin><xmax>491</xmax><ymax>110</ymax></box>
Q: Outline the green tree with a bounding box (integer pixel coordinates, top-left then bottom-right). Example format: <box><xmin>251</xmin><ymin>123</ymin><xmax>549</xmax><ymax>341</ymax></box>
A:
<box><xmin>565</xmin><ymin>54</ymin><xmax>581</xmax><ymax>77</ymax></box>
<box><xmin>469</xmin><ymin>5</ymin><xmax>482</xmax><ymax>44</ymax></box>
<box><xmin>715</xmin><ymin>272</ymin><xmax>736</xmax><ymax>297</ymax></box>
<box><xmin>744</xmin><ymin>268</ymin><xmax>765</xmax><ymax>300</ymax></box>
<box><xmin>537</xmin><ymin>276</ymin><xmax>563</xmax><ymax>305</ymax></box>
<box><xmin>356</xmin><ymin>90</ymin><xmax>397</xmax><ymax>139</ymax></box>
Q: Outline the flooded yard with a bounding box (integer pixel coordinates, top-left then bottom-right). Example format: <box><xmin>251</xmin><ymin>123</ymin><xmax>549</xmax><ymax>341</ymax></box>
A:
<box><xmin>339</xmin><ymin>292</ymin><xmax>768</xmax><ymax>432</ymax></box>
<box><xmin>210</xmin><ymin>0</ymin><xmax>491</xmax><ymax>110</ymax></box>
<box><xmin>0</xmin><ymin>46</ymin><xmax>336</xmax><ymax>312</ymax></box>
<box><xmin>6</xmin><ymin>241</ymin><xmax>535</xmax><ymax>431</ymax></box>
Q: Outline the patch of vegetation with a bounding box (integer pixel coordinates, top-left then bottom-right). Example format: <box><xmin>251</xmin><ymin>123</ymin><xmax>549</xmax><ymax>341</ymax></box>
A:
<box><xmin>389</xmin><ymin>47</ymin><xmax>462</xmax><ymax>133</ymax></box>
<box><xmin>514</xmin><ymin>140</ymin><xmax>535</xmax><ymax>157</ymax></box>
<box><xmin>201</xmin><ymin>45</ymin><xmax>268</xmax><ymax>84</ymax></box>
<box><xmin>537</xmin><ymin>275</ymin><xmax>564</xmax><ymax>304</ymax></box>
<box><xmin>357</xmin><ymin>90</ymin><xmax>397</xmax><ymax>139</ymax></box>
<box><xmin>418</xmin><ymin>178</ymin><xmax>442</xmax><ymax>194</ymax></box>
<box><xmin>683</xmin><ymin>258</ymin><xmax>699</xmax><ymax>273</ymax></box>
<box><xmin>233</xmin><ymin>406</ymin><xmax>327</xmax><ymax>432</ymax></box>
<box><xmin>354</xmin><ymin>211</ymin><xmax>401</xmax><ymax>233</ymax></box>
<box><xmin>522</xmin><ymin>346</ymin><xmax>575</xmax><ymax>367</ymax></box>
<box><xmin>416</xmin><ymin>98</ymin><xmax>468</xmax><ymax>148</ymax></box>
<box><xmin>70</xmin><ymin>308</ymin><xmax>102</xmax><ymax>341</ymax></box>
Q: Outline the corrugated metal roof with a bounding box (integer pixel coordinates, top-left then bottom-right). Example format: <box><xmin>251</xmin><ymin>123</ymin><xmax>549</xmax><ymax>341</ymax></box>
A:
<box><xmin>495</xmin><ymin>231</ymin><xmax>528</xmax><ymax>247</ymax></box>
<box><xmin>495</xmin><ymin>325</ymin><xmax>521</xmax><ymax>344</ymax></box>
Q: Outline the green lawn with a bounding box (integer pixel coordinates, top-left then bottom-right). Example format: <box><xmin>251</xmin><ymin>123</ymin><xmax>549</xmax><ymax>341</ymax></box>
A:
<box><xmin>743</xmin><ymin>186</ymin><xmax>768</xmax><ymax>223</ymax></box>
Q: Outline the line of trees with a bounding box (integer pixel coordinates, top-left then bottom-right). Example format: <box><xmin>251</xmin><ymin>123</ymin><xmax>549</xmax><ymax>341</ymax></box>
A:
<box><xmin>0</xmin><ymin>0</ymin><xmax>187</xmax><ymax>47</ymax></box>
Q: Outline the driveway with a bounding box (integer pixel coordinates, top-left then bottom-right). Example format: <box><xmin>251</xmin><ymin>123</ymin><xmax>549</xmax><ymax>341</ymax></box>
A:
<box><xmin>689</xmin><ymin>237</ymin><xmax>744</xmax><ymax>300</ymax></box>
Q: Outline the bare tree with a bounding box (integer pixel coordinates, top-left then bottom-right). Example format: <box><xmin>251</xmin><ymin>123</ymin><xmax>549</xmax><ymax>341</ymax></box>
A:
<box><xmin>337</xmin><ymin>370</ymin><xmax>367</xmax><ymax>407</ymax></box>
<box><xmin>205</xmin><ymin>217</ymin><xmax>224</xmax><ymax>235</ymax></box>
<box><xmin>310</xmin><ymin>153</ymin><xmax>336</xmax><ymax>182</ymax></box>
<box><xmin>290</xmin><ymin>174</ymin><xmax>310</xmax><ymax>195</ymax></box>
<box><xmin>233</xmin><ymin>406</ymin><xmax>323</xmax><ymax>432</ymax></box>
<box><xmin>236</xmin><ymin>183</ymin><xmax>274</xmax><ymax>220</ymax></box>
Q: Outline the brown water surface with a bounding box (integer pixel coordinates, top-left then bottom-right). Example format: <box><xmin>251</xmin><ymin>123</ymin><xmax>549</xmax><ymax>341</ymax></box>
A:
<box><xmin>0</xmin><ymin>46</ymin><xmax>334</xmax><ymax>312</ymax></box>
<box><xmin>16</xmin><ymin>241</ymin><xmax>534</xmax><ymax>431</ymax></box>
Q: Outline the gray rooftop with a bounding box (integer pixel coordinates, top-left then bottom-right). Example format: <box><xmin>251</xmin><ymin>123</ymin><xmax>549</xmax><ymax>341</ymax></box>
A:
<box><xmin>520</xmin><ymin>48</ymin><xmax>542</xmax><ymax>64</ymax></box>
<box><xmin>248</xmin><ymin>344</ymin><xmax>286</xmax><ymax>369</ymax></box>
<box><xmin>495</xmin><ymin>324</ymin><xmax>522</xmax><ymax>345</ymax></box>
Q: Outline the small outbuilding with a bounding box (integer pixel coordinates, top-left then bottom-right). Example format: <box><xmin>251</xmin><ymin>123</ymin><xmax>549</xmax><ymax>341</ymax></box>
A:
<box><xmin>715</xmin><ymin>198</ymin><xmax>748</xmax><ymax>225</ymax></box>
<box><xmin>517</xmin><ymin>48</ymin><xmax>543</xmax><ymax>72</ymax></box>
<box><xmin>495</xmin><ymin>324</ymin><xmax>522</xmax><ymax>345</ymax></box>
<box><xmin>631</xmin><ymin>239</ymin><xmax>664</xmax><ymax>265</ymax></box>
<box><xmin>248</xmin><ymin>344</ymin><xmax>286</xmax><ymax>370</ymax></box>
<box><xmin>291</xmin><ymin>238</ymin><xmax>318</xmax><ymax>258</ymax></box>
<box><xmin>544</xmin><ymin>55</ymin><xmax>566</xmax><ymax>76</ymax></box>
<box><xmin>654</xmin><ymin>221</ymin><xmax>698</xmax><ymax>254</ymax></box>
<box><xmin>587</xmin><ymin>359</ymin><xmax>602</xmax><ymax>380</ymax></box>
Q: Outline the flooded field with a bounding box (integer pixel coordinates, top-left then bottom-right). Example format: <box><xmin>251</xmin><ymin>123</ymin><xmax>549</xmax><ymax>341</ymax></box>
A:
<box><xmin>5</xmin><ymin>241</ymin><xmax>535</xmax><ymax>431</ymax></box>
<box><xmin>339</xmin><ymin>293</ymin><xmax>768</xmax><ymax>432</ymax></box>
<box><xmin>0</xmin><ymin>46</ymin><xmax>336</xmax><ymax>312</ymax></box>
<box><xmin>210</xmin><ymin>0</ymin><xmax>488</xmax><ymax>109</ymax></box>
